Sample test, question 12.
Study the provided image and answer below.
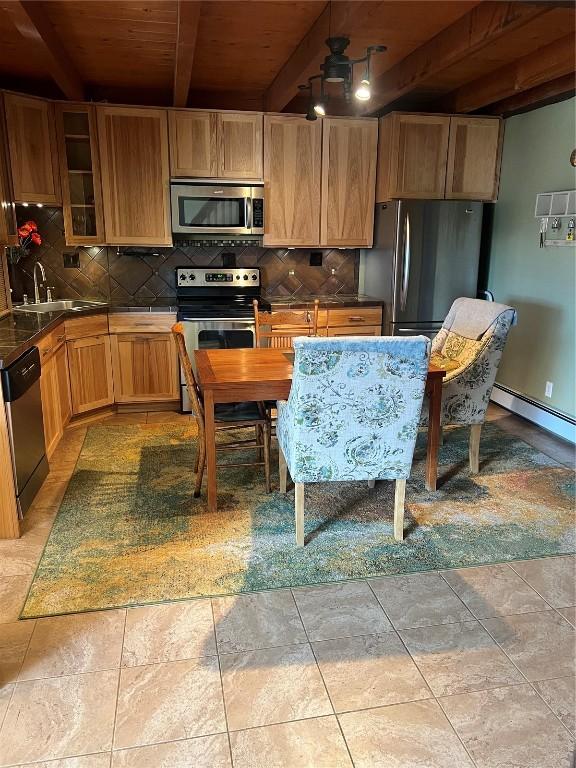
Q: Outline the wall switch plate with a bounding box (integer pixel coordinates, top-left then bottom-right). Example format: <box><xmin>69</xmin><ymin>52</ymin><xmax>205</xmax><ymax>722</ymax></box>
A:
<box><xmin>63</xmin><ymin>251</ymin><xmax>80</xmax><ymax>269</ymax></box>
<box><xmin>545</xmin><ymin>381</ymin><xmax>554</xmax><ymax>398</ymax></box>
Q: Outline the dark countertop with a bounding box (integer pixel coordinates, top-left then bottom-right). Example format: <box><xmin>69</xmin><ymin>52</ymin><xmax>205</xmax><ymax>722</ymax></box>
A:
<box><xmin>266</xmin><ymin>294</ymin><xmax>384</xmax><ymax>309</ymax></box>
<box><xmin>0</xmin><ymin>300</ymin><xmax>178</xmax><ymax>369</ymax></box>
<box><xmin>0</xmin><ymin>294</ymin><xmax>383</xmax><ymax>369</ymax></box>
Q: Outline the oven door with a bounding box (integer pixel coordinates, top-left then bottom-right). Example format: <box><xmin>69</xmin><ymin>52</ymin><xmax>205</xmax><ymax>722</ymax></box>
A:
<box><xmin>179</xmin><ymin>318</ymin><xmax>255</xmax><ymax>412</ymax></box>
<box><xmin>171</xmin><ymin>184</ymin><xmax>253</xmax><ymax>235</ymax></box>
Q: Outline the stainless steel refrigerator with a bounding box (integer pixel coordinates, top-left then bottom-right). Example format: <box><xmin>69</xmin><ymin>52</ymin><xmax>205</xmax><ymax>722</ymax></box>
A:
<box><xmin>359</xmin><ymin>200</ymin><xmax>484</xmax><ymax>337</ymax></box>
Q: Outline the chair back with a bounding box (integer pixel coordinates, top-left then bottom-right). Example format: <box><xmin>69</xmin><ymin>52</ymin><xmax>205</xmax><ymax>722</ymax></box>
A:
<box><xmin>430</xmin><ymin>298</ymin><xmax>517</xmax><ymax>425</ymax></box>
<box><xmin>171</xmin><ymin>323</ymin><xmax>203</xmax><ymax>424</ymax></box>
<box><xmin>253</xmin><ymin>299</ymin><xmax>320</xmax><ymax>348</ymax></box>
<box><xmin>279</xmin><ymin>336</ymin><xmax>430</xmax><ymax>483</ymax></box>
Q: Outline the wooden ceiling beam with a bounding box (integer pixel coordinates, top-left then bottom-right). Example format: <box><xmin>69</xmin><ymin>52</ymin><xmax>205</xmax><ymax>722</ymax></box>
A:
<box><xmin>173</xmin><ymin>0</ymin><xmax>201</xmax><ymax>108</ymax></box>
<box><xmin>445</xmin><ymin>34</ymin><xmax>575</xmax><ymax>113</ymax></box>
<box><xmin>264</xmin><ymin>1</ymin><xmax>377</xmax><ymax>113</ymax></box>
<box><xmin>0</xmin><ymin>0</ymin><xmax>84</xmax><ymax>101</ymax></box>
<box><xmin>487</xmin><ymin>72</ymin><xmax>575</xmax><ymax>115</ymax></box>
<box><xmin>364</xmin><ymin>1</ymin><xmax>555</xmax><ymax>114</ymax></box>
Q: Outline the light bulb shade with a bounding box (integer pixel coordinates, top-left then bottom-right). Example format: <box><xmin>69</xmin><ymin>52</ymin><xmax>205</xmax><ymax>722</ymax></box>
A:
<box><xmin>314</xmin><ymin>102</ymin><xmax>326</xmax><ymax>116</ymax></box>
<box><xmin>355</xmin><ymin>79</ymin><xmax>371</xmax><ymax>101</ymax></box>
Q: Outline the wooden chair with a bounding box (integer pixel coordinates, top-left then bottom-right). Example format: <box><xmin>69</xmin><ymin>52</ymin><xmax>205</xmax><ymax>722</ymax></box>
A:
<box><xmin>172</xmin><ymin>323</ymin><xmax>271</xmax><ymax>497</ymax></box>
<box><xmin>253</xmin><ymin>299</ymin><xmax>320</xmax><ymax>348</ymax></box>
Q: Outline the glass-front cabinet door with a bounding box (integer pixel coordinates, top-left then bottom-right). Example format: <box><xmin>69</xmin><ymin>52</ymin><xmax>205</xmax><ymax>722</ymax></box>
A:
<box><xmin>56</xmin><ymin>104</ymin><xmax>105</xmax><ymax>245</ymax></box>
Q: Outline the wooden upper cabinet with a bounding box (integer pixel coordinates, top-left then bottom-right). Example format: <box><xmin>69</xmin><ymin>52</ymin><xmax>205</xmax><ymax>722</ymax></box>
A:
<box><xmin>377</xmin><ymin>113</ymin><xmax>450</xmax><ymax>202</ymax></box>
<box><xmin>445</xmin><ymin>116</ymin><xmax>503</xmax><ymax>201</ymax></box>
<box><xmin>320</xmin><ymin>117</ymin><xmax>378</xmax><ymax>248</ymax></box>
<box><xmin>56</xmin><ymin>104</ymin><xmax>105</xmax><ymax>246</ymax></box>
<box><xmin>0</xmin><ymin>95</ymin><xmax>16</xmax><ymax>247</ymax></box>
<box><xmin>169</xmin><ymin>110</ymin><xmax>217</xmax><ymax>177</ymax></box>
<box><xmin>263</xmin><ymin>115</ymin><xmax>321</xmax><ymax>247</ymax></box>
<box><xmin>97</xmin><ymin>106</ymin><xmax>171</xmax><ymax>245</ymax></box>
<box><xmin>4</xmin><ymin>94</ymin><xmax>61</xmax><ymax>204</ymax></box>
<box><xmin>169</xmin><ymin>110</ymin><xmax>263</xmax><ymax>180</ymax></box>
<box><xmin>218</xmin><ymin>112</ymin><xmax>262</xmax><ymax>179</ymax></box>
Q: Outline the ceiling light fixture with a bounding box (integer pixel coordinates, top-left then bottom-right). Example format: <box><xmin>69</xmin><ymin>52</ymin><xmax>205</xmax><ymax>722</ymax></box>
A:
<box><xmin>299</xmin><ymin>37</ymin><xmax>386</xmax><ymax>121</ymax></box>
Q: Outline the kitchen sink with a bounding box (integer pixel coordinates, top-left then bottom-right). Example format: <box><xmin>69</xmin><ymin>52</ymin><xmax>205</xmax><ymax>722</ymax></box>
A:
<box><xmin>14</xmin><ymin>300</ymin><xmax>107</xmax><ymax>314</ymax></box>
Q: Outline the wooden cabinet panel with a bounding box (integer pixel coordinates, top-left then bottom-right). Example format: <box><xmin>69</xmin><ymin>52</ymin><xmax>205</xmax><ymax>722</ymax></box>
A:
<box><xmin>377</xmin><ymin>113</ymin><xmax>450</xmax><ymax>201</ymax></box>
<box><xmin>0</xmin><ymin>247</ymin><xmax>11</xmax><ymax>320</ymax></box>
<box><xmin>0</xmin><ymin>95</ymin><xmax>17</xmax><ymax>248</ymax></box>
<box><xmin>56</xmin><ymin>104</ymin><xmax>105</xmax><ymax>246</ymax></box>
<box><xmin>326</xmin><ymin>307</ymin><xmax>382</xmax><ymax>327</ymax></box>
<box><xmin>108</xmin><ymin>312</ymin><xmax>176</xmax><ymax>334</ymax></box>
<box><xmin>55</xmin><ymin>342</ymin><xmax>71</xmax><ymax>429</ymax></box>
<box><xmin>64</xmin><ymin>312</ymin><xmax>108</xmax><ymax>340</ymax></box>
<box><xmin>97</xmin><ymin>106</ymin><xmax>171</xmax><ymax>245</ymax></box>
<box><xmin>218</xmin><ymin>112</ymin><xmax>262</xmax><ymax>180</ymax></box>
<box><xmin>0</xmin><ymin>385</ymin><xmax>19</xmax><ymax>539</ymax></box>
<box><xmin>320</xmin><ymin>118</ymin><xmax>378</xmax><ymax>248</ymax></box>
<box><xmin>67</xmin><ymin>335</ymin><xmax>114</xmax><ymax>414</ymax></box>
<box><xmin>263</xmin><ymin>115</ymin><xmax>321</xmax><ymax>247</ymax></box>
<box><xmin>169</xmin><ymin>110</ymin><xmax>262</xmax><ymax>180</ymax></box>
<box><xmin>110</xmin><ymin>333</ymin><xmax>179</xmax><ymax>403</ymax></box>
<box><xmin>445</xmin><ymin>117</ymin><xmax>503</xmax><ymax>201</ymax></box>
<box><xmin>169</xmin><ymin>110</ymin><xmax>217</xmax><ymax>177</ymax></box>
<box><xmin>4</xmin><ymin>94</ymin><xmax>61</xmax><ymax>204</ymax></box>
<box><xmin>327</xmin><ymin>325</ymin><xmax>381</xmax><ymax>337</ymax></box>
<box><xmin>40</xmin><ymin>354</ymin><xmax>62</xmax><ymax>458</ymax></box>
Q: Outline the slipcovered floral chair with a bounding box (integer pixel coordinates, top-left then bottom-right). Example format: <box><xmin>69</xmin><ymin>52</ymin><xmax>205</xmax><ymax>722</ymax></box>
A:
<box><xmin>421</xmin><ymin>297</ymin><xmax>517</xmax><ymax>472</ymax></box>
<box><xmin>277</xmin><ymin>336</ymin><xmax>430</xmax><ymax>545</ymax></box>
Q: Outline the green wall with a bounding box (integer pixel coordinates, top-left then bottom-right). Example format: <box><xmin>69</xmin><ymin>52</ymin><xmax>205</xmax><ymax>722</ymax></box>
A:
<box><xmin>488</xmin><ymin>97</ymin><xmax>576</xmax><ymax>419</ymax></box>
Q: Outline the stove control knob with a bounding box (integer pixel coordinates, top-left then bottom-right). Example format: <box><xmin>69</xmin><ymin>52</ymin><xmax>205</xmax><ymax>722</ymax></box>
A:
<box><xmin>189</xmin><ymin>274</ymin><xmax>196</xmax><ymax>280</ymax></box>
<box><xmin>243</xmin><ymin>274</ymin><xmax>248</xmax><ymax>280</ymax></box>
<box><xmin>251</xmin><ymin>274</ymin><xmax>257</xmax><ymax>280</ymax></box>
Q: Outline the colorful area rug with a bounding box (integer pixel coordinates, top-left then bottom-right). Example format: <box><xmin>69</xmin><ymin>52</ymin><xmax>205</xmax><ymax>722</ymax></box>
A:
<box><xmin>22</xmin><ymin>421</ymin><xmax>575</xmax><ymax>618</ymax></box>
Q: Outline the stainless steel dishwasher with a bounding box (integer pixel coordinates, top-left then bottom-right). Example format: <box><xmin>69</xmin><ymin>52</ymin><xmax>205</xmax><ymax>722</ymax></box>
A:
<box><xmin>1</xmin><ymin>347</ymin><xmax>48</xmax><ymax>517</ymax></box>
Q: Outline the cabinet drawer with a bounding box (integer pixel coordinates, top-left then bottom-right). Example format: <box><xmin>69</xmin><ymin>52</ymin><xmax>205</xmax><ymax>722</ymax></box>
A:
<box><xmin>65</xmin><ymin>312</ymin><xmax>108</xmax><ymax>340</ymax></box>
<box><xmin>37</xmin><ymin>323</ymin><xmax>66</xmax><ymax>362</ymax></box>
<box><xmin>108</xmin><ymin>313</ymin><xmax>176</xmax><ymax>334</ymax></box>
<box><xmin>326</xmin><ymin>307</ymin><xmax>382</xmax><ymax>327</ymax></box>
<box><xmin>328</xmin><ymin>325</ymin><xmax>382</xmax><ymax>337</ymax></box>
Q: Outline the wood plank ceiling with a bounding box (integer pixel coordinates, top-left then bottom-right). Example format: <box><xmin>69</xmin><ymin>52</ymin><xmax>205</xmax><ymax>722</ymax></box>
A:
<box><xmin>0</xmin><ymin>0</ymin><xmax>573</xmax><ymax>116</ymax></box>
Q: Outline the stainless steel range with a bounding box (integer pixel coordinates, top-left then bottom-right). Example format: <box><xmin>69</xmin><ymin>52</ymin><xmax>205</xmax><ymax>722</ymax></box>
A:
<box><xmin>176</xmin><ymin>266</ymin><xmax>267</xmax><ymax>412</ymax></box>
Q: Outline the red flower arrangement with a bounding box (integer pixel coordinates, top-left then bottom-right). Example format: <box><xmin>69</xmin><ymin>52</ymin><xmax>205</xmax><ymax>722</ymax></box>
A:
<box><xmin>7</xmin><ymin>219</ymin><xmax>43</xmax><ymax>265</ymax></box>
<box><xmin>17</xmin><ymin>220</ymin><xmax>42</xmax><ymax>248</ymax></box>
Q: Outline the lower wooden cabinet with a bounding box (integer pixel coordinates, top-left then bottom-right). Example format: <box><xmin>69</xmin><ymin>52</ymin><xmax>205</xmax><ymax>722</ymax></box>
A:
<box><xmin>67</xmin><ymin>334</ymin><xmax>114</xmax><ymax>414</ymax></box>
<box><xmin>110</xmin><ymin>333</ymin><xmax>179</xmax><ymax>403</ymax></box>
<box><xmin>40</xmin><ymin>353</ymin><xmax>62</xmax><ymax>457</ymax></box>
<box><xmin>39</xmin><ymin>333</ymin><xmax>72</xmax><ymax>458</ymax></box>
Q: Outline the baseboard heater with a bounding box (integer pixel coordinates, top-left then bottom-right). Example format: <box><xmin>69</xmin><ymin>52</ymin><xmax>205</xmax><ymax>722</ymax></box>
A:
<box><xmin>491</xmin><ymin>383</ymin><xmax>576</xmax><ymax>444</ymax></box>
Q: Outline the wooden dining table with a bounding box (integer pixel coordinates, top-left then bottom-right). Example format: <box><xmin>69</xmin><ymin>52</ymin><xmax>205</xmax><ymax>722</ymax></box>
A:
<box><xmin>195</xmin><ymin>347</ymin><xmax>446</xmax><ymax>513</ymax></box>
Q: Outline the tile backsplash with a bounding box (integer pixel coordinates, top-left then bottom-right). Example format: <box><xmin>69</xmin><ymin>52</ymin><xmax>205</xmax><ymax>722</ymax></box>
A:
<box><xmin>8</xmin><ymin>208</ymin><xmax>359</xmax><ymax>302</ymax></box>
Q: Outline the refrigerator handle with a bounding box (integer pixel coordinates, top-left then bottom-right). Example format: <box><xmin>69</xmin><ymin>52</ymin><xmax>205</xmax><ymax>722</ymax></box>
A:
<box><xmin>400</xmin><ymin>213</ymin><xmax>411</xmax><ymax>311</ymax></box>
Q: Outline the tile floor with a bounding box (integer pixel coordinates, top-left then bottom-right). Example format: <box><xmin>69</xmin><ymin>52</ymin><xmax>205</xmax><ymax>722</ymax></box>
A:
<box><xmin>0</xmin><ymin>405</ymin><xmax>574</xmax><ymax>767</ymax></box>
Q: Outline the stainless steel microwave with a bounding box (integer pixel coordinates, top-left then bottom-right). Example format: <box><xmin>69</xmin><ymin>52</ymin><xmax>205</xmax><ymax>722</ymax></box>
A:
<box><xmin>170</xmin><ymin>183</ymin><xmax>264</xmax><ymax>235</ymax></box>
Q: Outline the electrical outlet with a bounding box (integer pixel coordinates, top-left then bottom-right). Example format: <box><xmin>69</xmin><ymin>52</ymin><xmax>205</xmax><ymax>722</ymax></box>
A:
<box><xmin>545</xmin><ymin>381</ymin><xmax>554</xmax><ymax>398</ymax></box>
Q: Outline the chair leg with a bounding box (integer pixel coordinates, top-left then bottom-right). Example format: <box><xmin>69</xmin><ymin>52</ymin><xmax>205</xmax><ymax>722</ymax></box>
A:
<box><xmin>295</xmin><ymin>482</ymin><xmax>305</xmax><ymax>546</ymax></box>
<box><xmin>367</xmin><ymin>479</ymin><xmax>375</xmax><ymax>489</ymax></box>
<box><xmin>439</xmin><ymin>426</ymin><xmax>444</xmax><ymax>446</ymax></box>
<box><xmin>255</xmin><ymin>424</ymin><xmax>264</xmax><ymax>461</ymax></box>
<box><xmin>194</xmin><ymin>438</ymin><xmax>206</xmax><ymax>498</ymax></box>
<box><xmin>469</xmin><ymin>423</ymin><xmax>482</xmax><ymax>474</ymax></box>
<box><xmin>279</xmin><ymin>445</ymin><xmax>288</xmax><ymax>493</ymax></box>
<box><xmin>193</xmin><ymin>446</ymin><xmax>200</xmax><ymax>474</ymax></box>
<box><xmin>394</xmin><ymin>479</ymin><xmax>406</xmax><ymax>542</ymax></box>
<box><xmin>263</xmin><ymin>422</ymin><xmax>271</xmax><ymax>493</ymax></box>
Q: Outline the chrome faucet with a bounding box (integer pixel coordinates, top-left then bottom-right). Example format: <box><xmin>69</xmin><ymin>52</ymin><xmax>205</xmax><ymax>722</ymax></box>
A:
<box><xmin>33</xmin><ymin>261</ymin><xmax>46</xmax><ymax>304</ymax></box>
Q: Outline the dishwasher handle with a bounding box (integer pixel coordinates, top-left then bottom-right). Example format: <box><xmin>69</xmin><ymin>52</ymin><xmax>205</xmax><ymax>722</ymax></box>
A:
<box><xmin>1</xmin><ymin>346</ymin><xmax>41</xmax><ymax>402</ymax></box>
